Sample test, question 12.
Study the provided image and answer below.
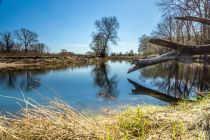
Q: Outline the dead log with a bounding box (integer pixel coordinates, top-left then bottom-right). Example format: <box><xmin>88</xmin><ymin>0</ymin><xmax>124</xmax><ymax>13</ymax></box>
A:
<box><xmin>175</xmin><ymin>16</ymin><xmax>210</xmax><ymax>25</ymax></box>
<box><xmin>128</xmin><ymin>52</ymin><xmax>178</xmax><ymax>73</ymax></box>
<box><xmin>128</xmin><ymin>16</ymin><xmax>210</xmax><ymax>73</ymax></box>
<box><xmin>128</xmin><ymin>79</ymin><xmax>178</xmax><ymax>102</ymax></box>
<box><xmin>149</xmin><ymin>38</ymin><xmax>210</xmax><ymax>54</ymax></box>
<box><xmin>128</xmin><ymin>38</ymin><xmax>210</xmax><ymax>73</ymax></box>
<box><xmin>149</xmin><ymin>38</ymin><xmax>183</xmax><ymax>50</ymax></box>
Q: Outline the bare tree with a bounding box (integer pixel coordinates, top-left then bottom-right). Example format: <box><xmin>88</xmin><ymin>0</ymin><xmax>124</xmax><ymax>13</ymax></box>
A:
<box><xmin>15</xmin><ymin>28</ymin><xmax>39</xmax><ymax>54</ymax></box>
<box><xmin>157</xmin><ymin>0</ymin><xmax>210</xmax><ymax>44</ymax></box>
<box><xmin>0</xmin><ymin>31</ymin><xmax>14</xmax><ymax>53</ymax></box>
<box><xmin>138</xmin><ymin>34</ymin><xmax>153</xmax><ymax>54</ymax></box>
<box><xmin>152</xmin><ymin>16</ymin><xmax>177</xmax><ymax>41</ymax></box>
<box><xmin>30</xmin><ymin>43</ymin><xmax>48</xmax><ymax>54</ymax></box>
<box><xmin>90</xmin><ymin>16</ymin><xmax>120</xmax><ymax>57</ymax></box>
<box><xmin>90</xmin><ymin>33</ymin><xmax>106</xmax><ymax>56</ymax></box>
<box><xmin>13</xmin><ymin>43</ymin><xmax>22</xmax><ymax>52</ymax></box>
<box><xmin>138</xmin><ymin>34</ymin><xmax>169</xmax><ymax>55</ymax></box>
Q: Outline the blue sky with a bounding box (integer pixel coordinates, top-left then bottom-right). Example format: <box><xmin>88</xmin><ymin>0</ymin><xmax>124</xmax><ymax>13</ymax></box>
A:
<box><xmin>0</xmin><ymin>0</ymin><xmax>161</xmax><ymax>54</ymax></box>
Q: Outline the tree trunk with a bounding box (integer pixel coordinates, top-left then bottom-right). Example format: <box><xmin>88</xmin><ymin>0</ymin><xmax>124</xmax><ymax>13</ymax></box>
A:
<box><xmin>128</xmin><ymin>16</ymin><xmax>210</xmax><ymax>73</ymax></box>
<box><xmin>128</xmin><ymin>52</ymin><xmax>178</xmax><ymax>73</ymax></box>
<box><xmin>6</xmin><ymin>41</ymin><xmax>10</xmax><ymax>53</ymax></box>
<box><xmin>149</xmin><ymin>38</ymin><xmax>210</xmax><ymax>55</ymax></box>
<box><xmin>25</xmin><ymin>46</ymin><xmax>27</xmax><ymax>54</ymax></box>
<box><xmin>128</xmin><ymin>38</ymin><xmax>210</xmax><ymax>73</ymax></box>
<box><xmin>175</xmin><ymin>16</ymin><xmax>210</xmax><ymax>25</ymax></box>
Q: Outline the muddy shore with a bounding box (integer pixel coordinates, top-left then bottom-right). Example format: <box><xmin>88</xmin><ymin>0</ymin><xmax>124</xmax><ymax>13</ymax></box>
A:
<box><xmin>0</xmin><ymin>55</ymin><xmax>138</xmax><ymax>69</ymax></box>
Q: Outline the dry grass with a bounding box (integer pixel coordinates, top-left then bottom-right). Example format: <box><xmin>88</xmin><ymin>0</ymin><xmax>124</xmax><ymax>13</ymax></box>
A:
<box><xmin>0</xmin><ymin>96</ymin><xmax>209</xmax><ymax>140</ymax></box>
<box><xmin>0</xmin><ymin>98</ymin><xmax>104</xmax><ymax>140</ymax></box>
<box><xmin>105</xmin><ymin>97</ymin><xmax>210</xmax><ymax>140</ymax></box>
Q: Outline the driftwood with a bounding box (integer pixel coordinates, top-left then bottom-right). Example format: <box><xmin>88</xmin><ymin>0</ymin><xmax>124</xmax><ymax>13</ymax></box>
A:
<box><xmin>128</xmin><ymin>37</ymin><xmax>210</xmax><ymax>73</ymax></box>
<box><xmin>128</xmin><ymin>16</ymin><xmax>210</xmax><ymax>73</ymax></box>
<box><xmin>128</xmin><ymin>79</ymin><xmax>178</xmax><ymax>102</ymax></box>
<box><xmin>128</xmin><ymin>52</ymin><xmax>178</xmax><ymax>73</ymax></box>
<box><xmin>175</xmin><ymin>16</ymin><xmax>210</xmax><ymax>25</ymax></box>
<box><xmin>128</xmin><ymin>38</ymin><xmax>210</xmax><ymax>73</ymax></box>
<box><xmin>150</xmin><ymin>38</ymin><xmax>210</xmax><ymax>54</ymax></box>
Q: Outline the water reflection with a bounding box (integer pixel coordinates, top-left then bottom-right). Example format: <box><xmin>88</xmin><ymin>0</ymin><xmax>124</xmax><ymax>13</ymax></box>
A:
<box><xmin>1</xmin><ymin>61</ymin><xmax>210</xmax><ymax>114</ymax></box>
<box><xmin>128</xmin><ymin>78</ymin><xmax>178</xmax><ymax>103</ymax></box>
<box><xmin>131</xmin><ymin>61</ymin><xmax>210</xmax><ymax>100</ymax></box>
<box><xmin>0</xmin><ymin>70</ymin><xmax>46</xmax><ymax>91</ymax></box>
<box><xmin>91</xmin><ymin>63</ymin><xmax>119</xmax><ymax>100</ymax></box>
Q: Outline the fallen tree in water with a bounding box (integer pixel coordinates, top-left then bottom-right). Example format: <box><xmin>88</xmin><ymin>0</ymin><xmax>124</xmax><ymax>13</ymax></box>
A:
<box><xmin>128</xmin><ymin>16</ymin><xmax>210</xmax><ymax>73</ymax></box>
<box><xmin>128</xmin><ymin>52</ymin><xmax>178</xmax><ymax>73</ymax></box>
<box><xmin>175</xmin><ymin>16</ymin><xmax>210</xmax><ymax>25</ymax></box>
<box><xmin>149</xmin><ymin>38</ymin><xmax>210</xmax><ymax>54</ymax></box>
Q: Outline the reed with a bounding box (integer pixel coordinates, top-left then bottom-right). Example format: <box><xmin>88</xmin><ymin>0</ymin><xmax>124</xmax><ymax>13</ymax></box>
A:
<box><xmin>0</xmin><ymin>98</ymin><xmax>104</xmax><ymax>140</ymax></box>
<box><xmin>0</xmin><ymin>95</ymin><xmax>209</xmax><ymax>139</ymax></box>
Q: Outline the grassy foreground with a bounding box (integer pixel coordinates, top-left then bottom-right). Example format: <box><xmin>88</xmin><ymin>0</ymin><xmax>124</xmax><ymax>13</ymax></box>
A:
<box><xmin>0</xmin><ymin>96</ymin><xmax>209</xmax><ymax>140</ymax></box>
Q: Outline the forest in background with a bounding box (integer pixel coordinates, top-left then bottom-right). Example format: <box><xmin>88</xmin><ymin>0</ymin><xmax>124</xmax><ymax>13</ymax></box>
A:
<box><xmin>139</xmin><ymin>0</ymin><xmax>210</xmax><ymax>56</ymax></box>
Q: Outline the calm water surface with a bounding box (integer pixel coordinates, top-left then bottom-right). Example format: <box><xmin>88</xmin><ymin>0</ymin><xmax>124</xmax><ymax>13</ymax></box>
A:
<box><xmin>0</xmin><ymin>61</ymin><xmax>209</xmax><ymax>114</ymax></box>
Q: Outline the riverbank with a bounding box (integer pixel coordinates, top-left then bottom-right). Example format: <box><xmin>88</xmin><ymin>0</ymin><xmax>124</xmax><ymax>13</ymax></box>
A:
<box><xmin>0</xmin><ymin>63</ymin><xmax>29</xmax><ymax>68</ymax></box>
<box><xmin>0</xmin><ymin>55</ymin><xmax>105</xmax><ymax>69</ymax></box>
<box><xmin>0</xmin><ymin>55</ymin><xmax>138</xmax><ymax>69</ymax></box>
<box><xmin>0</xmin><ymin>96</ymin><xmax>209</xmax><ymax>139</ymax></box>
<box><xmin>1</xmin><ymin>53</ymin><xmax>187</xmax><ymax>70</ymax></box>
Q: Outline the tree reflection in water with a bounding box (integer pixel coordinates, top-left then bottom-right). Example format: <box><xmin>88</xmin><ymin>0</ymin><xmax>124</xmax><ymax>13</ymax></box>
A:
<box><xmin>131</xmin><ymin>62</ymin><xmax>210</xmax><ymax>100</ymax></box>
<box><xmin>92</xmin><ymin>63</ymin><xmax>119</xmax><ymax>100</ymax></box>
<box><xmin>0</xmin><ymin>70</ymin><xmax>47</xmax><ymax>92</ymax></box>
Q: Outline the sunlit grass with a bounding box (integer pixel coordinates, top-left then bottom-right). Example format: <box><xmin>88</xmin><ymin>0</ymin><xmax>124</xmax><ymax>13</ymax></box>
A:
<box><xmin>0</xmin><ymin>95</ymin><xmax>209</xmax><ymax>139</ymax></box>
<box><xmin>0</xmin><ymin>98</ymin><xmax>104</xmax><ymax>140</ymax></box>
<box><xmin>105</xmin><ymin>96</ymin><xmax>210</xmax><ymax>139</ymax></box>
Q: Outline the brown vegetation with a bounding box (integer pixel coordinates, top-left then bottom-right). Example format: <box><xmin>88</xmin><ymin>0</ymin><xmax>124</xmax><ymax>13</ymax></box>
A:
<box><xmin>0</xmin><ymin>95</ymin><xmax>209</xmax><ymax>140</ymax></box>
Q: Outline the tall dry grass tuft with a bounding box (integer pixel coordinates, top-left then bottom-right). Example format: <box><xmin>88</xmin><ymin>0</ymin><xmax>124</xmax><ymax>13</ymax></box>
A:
<box><xmin>0</xmin><ymin>98</ymin><xmax>104</xmax><ymax>140</ymax></box>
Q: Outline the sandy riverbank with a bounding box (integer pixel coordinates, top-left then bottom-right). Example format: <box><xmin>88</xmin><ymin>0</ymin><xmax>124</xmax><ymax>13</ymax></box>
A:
<box><xmin>0</xmin><ymin>63</ymin><xmax>29</xmax><ymax>68</ymax></box>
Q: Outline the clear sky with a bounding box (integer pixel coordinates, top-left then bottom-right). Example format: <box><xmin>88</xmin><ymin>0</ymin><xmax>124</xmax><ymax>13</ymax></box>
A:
<box><xmin>0</xmin><ymin>0</ymin><xmax>161</xmax><ymax>54</ymax></box>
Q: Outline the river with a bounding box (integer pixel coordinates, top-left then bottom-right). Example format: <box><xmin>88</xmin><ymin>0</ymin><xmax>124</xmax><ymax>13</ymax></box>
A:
<box><xmin>0</xmin><ymin>61</ymin><xmax>208</xmax><ymax>115</ymax></box>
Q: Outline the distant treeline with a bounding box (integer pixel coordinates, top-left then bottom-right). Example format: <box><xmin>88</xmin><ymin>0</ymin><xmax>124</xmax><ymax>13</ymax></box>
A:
<box><xmin>85</xmin><ymin>50</ymin><xmax>136</xmax><ymax>57</ymax></box>
<box><xmin>0</xmin><ymin>28</ymin><xmax>49</xmax><ymax>55</ymax></box>
<box><xmin>110</xmin><ymin>50</ymin><xmax>135</xmax><ymax>56</ymax></box>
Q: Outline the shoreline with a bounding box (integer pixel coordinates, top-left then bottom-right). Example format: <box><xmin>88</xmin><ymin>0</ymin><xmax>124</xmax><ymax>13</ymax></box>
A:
<box><xmin>1</xmin><ymin>54</ymin><xmax>209</xmax><ymax>69</ymax></box>
<box><xmin>0</xmin><ymin>63</ymin><xmax>30</xmax><ymax>68</ymax></box>
<box><xmin>0</xmin><ymin>55</ymin><xmax>137</xmax><ymax>69</ymax></box>
<box><xmin>0</xmin><ymin>96</ymin><xmax>209</xmax><ymax>139</ymax></box>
